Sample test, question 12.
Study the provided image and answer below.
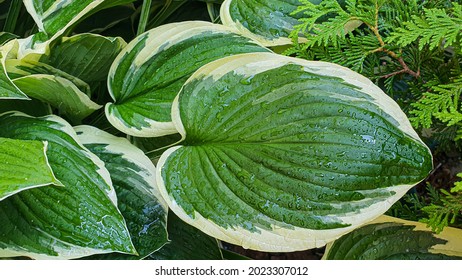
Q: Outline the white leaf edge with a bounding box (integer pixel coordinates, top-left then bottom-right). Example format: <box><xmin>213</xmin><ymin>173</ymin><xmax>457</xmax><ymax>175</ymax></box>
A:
<box><xmin>220</xmin><ymin>0</ymin><xmax>296</xmax><ymax>47</ymax></box>
<box><xmin>0</xmin><ymin>111</ymin><xmax>135</xmax><ymax>259</ymax></box>
<box><xmin>74</xmin><ymin>125</ymin><xmax>168</xmax><ymax>211</ymax></box>
<box><xmin>156</xmin><ymin>52</ymin><xmax>430</xmax><ymax>252</ymax></box>
<box><xmin>0</xmin><ymin>40</ymin><xmax>29</xmax><ymax>100</ymax></box>
<box><xmin>322</xmin><ymin>215</ymin><xmax>462</xmax><ymax>259</ymax></box>
<box><xmin>12</xmin><ymin>74</ymin><xmax>101</xmax><ymax>119</ymax></box>
<box><xmin>106</xmin><ymin>20</ymin><xmax>268</xmax><ymax>137</ymax></box>
<box><xmin>19</xmin><ymin>0</ymin><xmax>105</xmax><ymax>59</ymax></box>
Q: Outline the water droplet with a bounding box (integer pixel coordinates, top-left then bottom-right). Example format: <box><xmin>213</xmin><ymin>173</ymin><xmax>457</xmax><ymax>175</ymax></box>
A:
<box><xmin>239</xmin><ymin>75</ymin><xmax>254</xmax><ymax>85</ymax></box>
<box><xmin>336</xmin><ymin>151</ymin><xmax>346</xmax><ymax>157</ymax></box>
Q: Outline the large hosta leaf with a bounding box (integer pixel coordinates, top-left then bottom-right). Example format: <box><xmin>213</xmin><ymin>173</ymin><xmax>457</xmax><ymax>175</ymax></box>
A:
<box><xmin>220</xmin><ymin>0</ymin><xmax>308</xmax><ymax>46</ymax></box>
<box><xmin>156</xmin><ymin>53</ymin><xmax>433</xmax><ymax>252</ymax></box>
<box><xmin>75</xmin><ymin>126</ymin><xmax>168</xmax><ymax>259</ymax></box>
<box><xmin>0</xmin><ymin>138</ymin><xmax>62</xmax><ymax>201</ymax></box>
<box><xmin>323</xmin><ymin>216</ymin><xmax>462</xmax><ymax>260</ymax></box>
<box><xmin>0</xmin><ymin>112</ymin><xmax>135</xmax><ymax>259</ymax></box>
<box><xmin>106</xmin><ymin>21</ymin><xmax>270</xmax><ymax>137</ymax></box>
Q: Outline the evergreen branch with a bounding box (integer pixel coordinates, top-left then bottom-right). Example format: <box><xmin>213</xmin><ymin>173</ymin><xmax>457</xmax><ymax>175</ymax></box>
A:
<box><xmin>410</xmin><ymin>76</ymin><xmax>462</xmax><ymax>128</ymax></box>
<box><xmin>420</xmin><ymin>188</ymin><xmax>462</xmax><ymax>233</ymax></box>
<box><xmin>388</xmin><ymin>3</ymin><xmax>462</xmax><ymax>50</ymax></box>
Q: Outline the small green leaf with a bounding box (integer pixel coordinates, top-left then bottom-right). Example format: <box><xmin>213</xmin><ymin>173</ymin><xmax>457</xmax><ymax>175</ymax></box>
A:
<box><xmin>323</xmin><ymin>216</ymin><xmax>462</xmax><ymax>260</ymax></box>
<box><xmin>148</xmin><ymin>212</ymin><xmax>223</xmax><ymax>260</ymax></box>
<box><xmin>12</xmin><ymin>74</ymin><xmax>101</xmax><ymax>122</ymax></box>
<box><xmin>156</xmin><ymin>53</ymin><xmax>433</xmax><ymax>252</ymax></box>
<box><xmin>106</xmin><ymin>20</ymin><xmax>270</xmax><ymax>137</ymax></box>
<box><xmin>0</xmin><ymin>112</ymin><xmax>135</xmax><ymax>259</ymax></box>
<box><xmin>220</xmin><ymin>0</ymin><xmax>307</xmax><ymax>46</ymax></box>
<box><xmin>47</xmin><ymin>34</ymin><xmax>126</xmax><ymax>83</ymax></box>
<box><xmin>75</xmin><ymin>125</ymin><xmax>168</xmax><ymax>259</ymax></box>
<box><xmin>0</xmin><ymin>137</ymin><xmax>62</xmax><ymax>201</ymax></box>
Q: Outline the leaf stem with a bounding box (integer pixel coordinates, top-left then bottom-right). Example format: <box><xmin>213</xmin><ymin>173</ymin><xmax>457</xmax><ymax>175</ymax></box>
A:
<box><xmin>137</xmin><ymin>0</ymin><xmax>152</xmax><ymax>36</ymax></box>
<box><xmin>366</xmin><ymin>0</ymin><xmax>420</xmax><ymax>79</ymax></box>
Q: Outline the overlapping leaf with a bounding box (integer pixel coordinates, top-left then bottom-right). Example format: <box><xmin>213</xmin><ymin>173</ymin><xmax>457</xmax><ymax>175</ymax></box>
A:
<box><xmin>12</xmin><ymin>74</ymin><xmax>101</xmax><ymax>122</ymax></box>
<box><xmin>156</xmin><ymin>53</ymin><xmax>433</xmax><ymax>252</ymax></box>
<box><xmin>220</xmin><ymin>0</ymin><xmax>308</xmax><ymax>46</ymax></box>
<box><xmin>323</xmin><ymin>216</ymin><xmax>462</xmax><ymax>259</ymax></box>
<box><xmin>148</xmin><ymin>212</ymin><xmax>223</xmax><ymax>260</ymax></box>
<box><xmin>75</xmin><ymin>126</ymin><xmax>168</xmax><ymax>259</ymax></box>
<box><xmin>47</xmin><ymin>34</ymin><xmax>126</xmax><ymax>83</ymax></box>
<box><xmin>17</xmin><ymin>0</ymin><xmax>134</xmax><ymax>58</ymax></box>
<box><xmin>106</xmin><ymin>20</ymin><xmax>270</xmax><ymax>137</ymax></box>
<box><xmin>0</xmin><ymin>40</ymin><xmax>28</xmax><ymax>100</ymax></box>
<box><xmin>0</xmin><ymin>112</ymin><xmax>135</xmax><ymax>259</ymax></box>
<box><xmin>0</xmin><ymin>137</ymin><xmax>62</xmax><ymax>201</ymax></box>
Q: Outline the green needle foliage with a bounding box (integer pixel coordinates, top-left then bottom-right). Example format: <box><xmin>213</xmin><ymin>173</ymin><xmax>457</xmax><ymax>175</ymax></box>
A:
<box><xmin>287</xmin><ymin>0</ymin><xmax>462</xmax><ymax>232</ymax></box>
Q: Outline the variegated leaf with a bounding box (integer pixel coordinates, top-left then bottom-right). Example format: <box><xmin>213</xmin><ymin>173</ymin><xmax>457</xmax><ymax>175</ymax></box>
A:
<box><xmin>75</xmin><ymin>125</ymin><xmax>168</xmax><ymax>259</ymax></box>
<box><xmin>0</xmin><ymin>112</ymin><xmax>135</xmax><ymax>259</ymax></box>
<box><xmin>12</xmin><ymin>74</ymin><xmax>101</xmax><ymax>122</ymax></box>
<box><xmin>156</xmin><ymin>53</ymin><xmax>433</xmax><ymax>252</ymax></box>
<box><xmin>220</xmin><ymin>0</ymin><xmax>307</xmax><ymax>46</ymax></box>
<box><xmin>0</xmin><ymin>40</ymin><xmax>28</xmax><ymax>100</ymax></box>
<box><xmin>106</xmin><ymin>21</ymin><xmax>270</xmax><ymax>137</ymax></box>
<box><xmin>323</xmin><ymin>215</ymin><xmax>462</xmax><ymax>259</ymax></box>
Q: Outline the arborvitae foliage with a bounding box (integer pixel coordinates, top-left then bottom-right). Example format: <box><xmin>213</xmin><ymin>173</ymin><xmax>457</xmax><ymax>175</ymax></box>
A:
<box><xmin>286</xmin><ymin>0</ymin><xmax>462</xmax><ymax>231</ymax></box>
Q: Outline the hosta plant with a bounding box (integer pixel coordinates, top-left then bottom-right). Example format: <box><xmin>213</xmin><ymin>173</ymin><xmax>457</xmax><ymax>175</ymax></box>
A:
<box><xmin>0</xmin><ymin>0</ymin><xmax>458</xmax><ymax>259</ymax></box>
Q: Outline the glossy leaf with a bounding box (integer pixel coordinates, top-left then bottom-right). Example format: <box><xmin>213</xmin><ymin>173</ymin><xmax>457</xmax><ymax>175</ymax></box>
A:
<box><xmin>47</xmin><ymin>34</ymin><xmax>126</xmax><ymax>83</ymax></box>
<box><xmin>323</xmin><ymin>215</ymin><xmax>462</xmax><ymax>260</ymax></box>
<box><xmin>75</xmin><ymin>125</ymin><xmax>168</xmax><ymax>259</ymax></box>
<box><xmin>23</xmin><ymin>0</ymin><xmax>105</xmax><ymax>37</ymax></box>
<box><xmin>148</xmin><ymin>212</ymin><xmax>223</xmax><ymax>260</ymax></box>
<box><xmin>0</xmin><ymin>112</ymin><xmax>135</xmax><ymax>259</ymax></box>
<box><xmin>156</xmin><ymin>53</ymin><xmax>433</xmax><ymax>252</ymax></box>
<box><xmin>0</xmin><ymin>137</ymin><xmax>62</xmax><ymax>201</ymax></box>
<box><xmin>12</xmin><ymin>74</ymin><xmax>101</xmax><ymax>122</ymax></box>
<box><xmin>220</xmin><ymin>0</ymin><xmax>308</xmax><ymax>46</ymax></box>
<box><xmin>0</xmin><ymin>41</ymin><xmax>28</xmax><ymax>100</ymax></box>
<box><xmin>106</xmin><ymin>20</ymin><xmax>270</xmax><ymax>137</ymax></box>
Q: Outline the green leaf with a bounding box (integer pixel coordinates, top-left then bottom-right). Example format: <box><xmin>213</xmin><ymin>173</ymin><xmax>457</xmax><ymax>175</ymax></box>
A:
<box><xmin>0</xmin><ymin>137</ymin><xmax>62</xmax><ymax>201</ymax></box>
<box><xmin>106</xmin><ymin>20</ymin><xmax>270</xmax><ymax>137</ymax></box>
<box><xmin>23</xmin><ymin>0</ymin><xmax>105</xmax><ymax>38</ymax></box>
<box><xmin>17</xmin><ymin>0</ymin><xmax>134</xmax><ymax>58</ymax></box>
<box><xmin>148</xmin><ymin>212</ymin><xmax>223</xmax><ymax>260</ymax></box>
<box><xmin>47</xmin><ymin>34</ymin><xmax>126</xmax><ymax>83</ymax></box>
<box><xmin>156</xmin><ymin>53</ymin><xmax>433</xmax><ymax>252</ymax></box>
<box><xmin>75</xmin><ymin>125</ymin><xmax>168</xmax><ymax>259</ymax></box>
<box><xmin>0</xmin><ymin>112</ymin><xmax>135</xmax><ymax>259</ymax></box>
<box><xmin>0</xmin><ymin>41</ymin><xmax>28</xmax><ymax>100</ymax></box>
<box><xmin>220</xmin><ymin>0</ymin><xmax>309</xmax><ymax>46</ymax></box>
<box><xmin>323</xmin><ymin>215</ymin><xmax>462</xmax><ymax>260</ymax></box>
<box><xmin>6</xmin><ymin>57</ymin><xmax>91</xmax><ymax>95</ymax></box>
<box><xmin>12</xmin><ymin>74</ymin><xmax>101</xmax><ymax>122</ymax></box>
<box><xmin>0</xmin><ymin>32</ymin><xmax>19</xmax><ymax>45</ymax></box>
